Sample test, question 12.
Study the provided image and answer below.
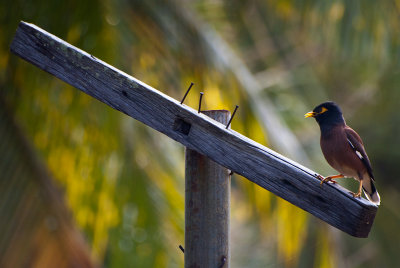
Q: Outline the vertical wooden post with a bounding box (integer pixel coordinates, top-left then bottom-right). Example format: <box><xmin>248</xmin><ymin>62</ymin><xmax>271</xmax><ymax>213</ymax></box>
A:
<box><xmin>185</xmin><ymin>110</ymin><xmax>230</xmax><ymax>268</ymax></box>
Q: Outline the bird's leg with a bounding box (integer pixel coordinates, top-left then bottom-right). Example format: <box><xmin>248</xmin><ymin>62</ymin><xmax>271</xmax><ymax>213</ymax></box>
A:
<box><xmin>352</xmin><ymin>180</ymin><xmax>363</xmax><ymax>198</ymax></box>
<box><xmin>318</xmin><ymin>174</ymin><xmax>345</xmax><ymax>185</ymax></box>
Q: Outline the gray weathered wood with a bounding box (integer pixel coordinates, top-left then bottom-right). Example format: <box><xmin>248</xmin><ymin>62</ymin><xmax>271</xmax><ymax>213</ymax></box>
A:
<box><xmin>185</xmin><ymin>110</ymin><xmax>230</xmax><ymax>268</ymax></box>
<box><xmin>10</xmin><ymin>21</ymin><xmax>377</xmax><ymax>238</ymax></box>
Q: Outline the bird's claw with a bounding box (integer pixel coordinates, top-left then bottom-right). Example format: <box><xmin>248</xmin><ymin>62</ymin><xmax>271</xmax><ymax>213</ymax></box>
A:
<box><xmin>351</xmin><ymin>192</ymin><xmax>361</xmax><ymax>198</ymax></box>
<box><xmin>318</xmin><ymin>175</ymin><xmax>337</xmax><ymax>186</ymax></box>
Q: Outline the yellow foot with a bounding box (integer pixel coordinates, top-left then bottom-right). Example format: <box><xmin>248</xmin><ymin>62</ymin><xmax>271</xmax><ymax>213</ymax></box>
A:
<box><xmin>351</xmin><ymin>192</ymin><xmax>361</xmax><ymax>198</ymax></box>
<box><xmin>317</xmin><ymin>175</ymin><xmax>337</xmax><ymax>186</ymax></box>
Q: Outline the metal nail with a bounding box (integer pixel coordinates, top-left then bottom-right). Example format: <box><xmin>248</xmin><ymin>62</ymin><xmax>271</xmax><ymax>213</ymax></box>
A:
<box><xmin>226</xmin><ymin>105</ymin><xmax>239</xmax><ymax>129</ymax></box>
<box><xmin>180</xmin><ymin>82</ymin><xmax>194</xmax><ymax>104</ymax></box>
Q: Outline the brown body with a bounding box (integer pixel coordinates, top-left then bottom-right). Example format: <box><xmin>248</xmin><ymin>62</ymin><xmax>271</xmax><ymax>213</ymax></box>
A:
<box><xmin>321</xmin><ymin>126</ymin><xmax>367</xmax><ymax>180</ymax></box>
<box><xmin>320</xmin><ymin>126</ymin><xmax>377</xmax><ymax>198</ymax></box>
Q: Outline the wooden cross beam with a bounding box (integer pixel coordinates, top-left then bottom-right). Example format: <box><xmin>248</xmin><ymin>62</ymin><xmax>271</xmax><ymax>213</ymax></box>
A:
<box><xmin>10</xmin><ymin>21</ymin><xmax>377</xmax><ymax>238</ymax></box>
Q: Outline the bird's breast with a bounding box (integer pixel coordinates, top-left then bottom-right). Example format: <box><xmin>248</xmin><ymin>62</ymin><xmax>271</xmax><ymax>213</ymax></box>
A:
<box><xmin>320</xmin><ymin>127</ymin><xmax>365</xmax><ymax>179</ymax></box>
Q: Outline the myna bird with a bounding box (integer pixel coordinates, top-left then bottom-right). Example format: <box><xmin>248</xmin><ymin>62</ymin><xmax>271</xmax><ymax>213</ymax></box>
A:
<box><xmin>305</xmin><ymin>101</ymin><xmax>380</xmax><ymax>205</ymax></box>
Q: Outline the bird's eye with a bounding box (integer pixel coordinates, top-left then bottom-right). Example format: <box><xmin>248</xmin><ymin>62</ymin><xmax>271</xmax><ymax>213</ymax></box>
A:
<box><xmin>320</xmin><ymin>107</ymin><xmax>328</xmax><ymax>114</ymax></box>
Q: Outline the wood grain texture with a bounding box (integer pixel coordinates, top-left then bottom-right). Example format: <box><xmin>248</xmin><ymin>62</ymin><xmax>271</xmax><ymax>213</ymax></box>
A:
<box><xmin>10</xmin><ymin>21</ymin><xmax>378</xmax><ymax>237</ymax></box>
<box><xmin>185</xmin><ymin>110</ymin><xmax>230</xmax><ymax>268</ymax></box>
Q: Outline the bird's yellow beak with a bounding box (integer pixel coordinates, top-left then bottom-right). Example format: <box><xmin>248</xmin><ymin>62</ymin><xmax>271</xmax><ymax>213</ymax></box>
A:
<box><xmin>304</xmin><ymin>111</ymin><xmax>317</xmax><ymax>118</ymax></box>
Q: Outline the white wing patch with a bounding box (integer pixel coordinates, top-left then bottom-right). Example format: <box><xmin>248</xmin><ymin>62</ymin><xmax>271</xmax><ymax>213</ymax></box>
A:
<box><xmin>347</xmin><ymin>138</ymin><xmax>363</xmax><ymax>160</ymax></box>
<box><xmin>347</xmin><ymin>138</ymin><xmax>355</xmax><ymax>149</ymax></box>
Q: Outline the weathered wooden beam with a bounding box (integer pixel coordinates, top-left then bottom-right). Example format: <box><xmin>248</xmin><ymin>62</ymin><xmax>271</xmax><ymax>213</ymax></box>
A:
<box><xmin>10</xmin><ymin>21</ymin><xmax>377</xmax><ymax>238</ymax></box>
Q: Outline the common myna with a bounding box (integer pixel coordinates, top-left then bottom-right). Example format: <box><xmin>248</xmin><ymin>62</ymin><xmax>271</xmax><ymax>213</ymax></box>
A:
<box><xmin>305</xmin><ymin>101</ymin><xmax>380</xmax><ymax>205</ymax></box>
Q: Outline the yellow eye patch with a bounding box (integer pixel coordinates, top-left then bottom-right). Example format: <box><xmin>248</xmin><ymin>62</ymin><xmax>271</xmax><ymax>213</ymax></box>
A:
<box><xmin>319</xmin><ymin>107</ymin><xmax>328</xmax><ymax>114</ymax></box>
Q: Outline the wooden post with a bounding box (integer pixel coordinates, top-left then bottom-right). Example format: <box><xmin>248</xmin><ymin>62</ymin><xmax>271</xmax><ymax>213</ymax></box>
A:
<box><xmin>185</xmin><ymin>110</ymin><xmax>230</xmax><ymax>268</ymax></box>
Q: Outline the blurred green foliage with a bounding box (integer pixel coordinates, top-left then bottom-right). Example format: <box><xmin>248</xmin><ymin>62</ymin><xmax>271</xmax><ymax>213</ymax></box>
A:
<box><xmin>1</xmin><ymin>0</ymin><xmax>400</xmax><ymax>267</ymax></box>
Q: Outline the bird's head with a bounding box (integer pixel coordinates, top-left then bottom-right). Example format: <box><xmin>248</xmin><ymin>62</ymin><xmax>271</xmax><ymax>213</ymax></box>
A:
<box><xmin>305</xmin><ymin>101</ymin><xmax>345</xmax><ymax>128</ymax></box>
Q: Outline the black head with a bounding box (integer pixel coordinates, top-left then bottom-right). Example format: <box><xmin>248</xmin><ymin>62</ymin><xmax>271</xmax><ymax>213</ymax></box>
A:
<box><xmin>305</xmin><ymin>101</ymin><xmax>345</xmax><ymax>129</ymax></box>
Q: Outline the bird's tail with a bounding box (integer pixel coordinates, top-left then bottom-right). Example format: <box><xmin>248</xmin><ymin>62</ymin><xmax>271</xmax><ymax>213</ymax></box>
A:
<box><xmin>362</xmin><ymin>177</ymin><xmax>380</xmax><ymax>205</ymax></box>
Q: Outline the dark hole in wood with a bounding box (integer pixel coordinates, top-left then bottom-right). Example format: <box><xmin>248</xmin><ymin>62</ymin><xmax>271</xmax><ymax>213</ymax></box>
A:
<box><xmin>315</xmin><ymin>194</ymin><xmax>325</xmax><ymax>203</ymax></box>
<box><xmin>281</xmin><ymin>178</ymin><xmax>301</xmax><ymax>192</ymax></box>
<box><xmin>122</xmin><ymin>90</ymin><xmax>128</xmax><ymax>97</ymax></box>
<box><xmin>173</xmin><ymin>118</ymin><xmax>191</xmax><ymax>135</ymax></box>
<box><xmin>282</xmin><ymin>179</ymin><xmax>292</xmax><ymax>187</ymax></box>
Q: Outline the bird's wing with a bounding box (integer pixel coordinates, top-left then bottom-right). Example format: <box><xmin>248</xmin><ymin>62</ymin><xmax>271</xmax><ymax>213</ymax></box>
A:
<box><xmin>344</xmin><ymin>127</ymin><xmax>374</xmax><ymax>180</ymax></box>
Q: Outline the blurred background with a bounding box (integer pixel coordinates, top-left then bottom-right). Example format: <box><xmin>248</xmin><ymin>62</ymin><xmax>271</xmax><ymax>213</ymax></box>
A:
<box><xmin>1</xmin><ymin>0</ymin><xmax>400</xmax><ymax>267</ymax></box>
